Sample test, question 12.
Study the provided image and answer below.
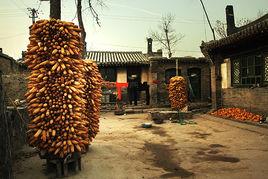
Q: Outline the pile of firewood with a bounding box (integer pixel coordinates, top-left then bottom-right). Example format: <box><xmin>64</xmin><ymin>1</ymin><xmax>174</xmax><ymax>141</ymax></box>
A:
<box><xmin>24</xmin><ymin>19</ymin><xmax>101</xmax><ymax>158</ymax></box>
<box><xmin>168</xmin><ymin>76</ymin><xmax>188</xmax><ymax>110</ymax></box>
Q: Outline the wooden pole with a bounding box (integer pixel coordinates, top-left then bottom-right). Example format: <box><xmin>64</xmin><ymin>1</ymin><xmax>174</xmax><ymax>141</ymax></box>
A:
<box><xmin>50</xmin><ymin>0</ymin><xmax>61</xmax><ymax>19</ymax></box>
<box><xmin>199</xmin><ymin>0</ymin><xmax>216</xmax><ymax>40</ymax></box>
<box><xmin>176</xmin><ymin>59</ymin><xmax>179</xmax><ymax>76</ymax></box>
<box><xmin>77</xmin><ymin>0</ymin><xmax>87</xmax><ymax>58</ymax></box>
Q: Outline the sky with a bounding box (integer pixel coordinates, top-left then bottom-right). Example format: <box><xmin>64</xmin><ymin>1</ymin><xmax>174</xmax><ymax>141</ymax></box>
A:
<box><xmin>0</xmin><ymin>0</ymin><xmax>267</xmax><ymax>59</ymax></box>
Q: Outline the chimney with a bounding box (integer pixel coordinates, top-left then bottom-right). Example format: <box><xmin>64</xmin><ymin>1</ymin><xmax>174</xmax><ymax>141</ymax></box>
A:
<box><xmin>147</xmin><ymin>38</ymin><xmax>153</xmax><ymax>54</ymax></box>
<box><xmin>226</xmin><ymin>5</ymin><xmax>236</xmax><ymax>35</ymax></box>
<box><xmin>156</xmin><ymin>49</ymin><xmax>163</xmax><ymax>57</ymax></box>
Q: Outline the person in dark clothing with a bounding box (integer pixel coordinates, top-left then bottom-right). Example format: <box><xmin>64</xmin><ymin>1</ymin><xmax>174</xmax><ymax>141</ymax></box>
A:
<box><xmin>128</xmin><ymin>75</ymin><xmax>138</xmax><ymax>105</ymax></box>
<box><xmin>144</xmin><ymin>82</ymin><xmax>150</xmax><ymax>105</ymax></box>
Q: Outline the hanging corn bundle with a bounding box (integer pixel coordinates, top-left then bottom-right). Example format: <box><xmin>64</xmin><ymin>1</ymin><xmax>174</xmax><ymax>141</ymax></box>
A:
<box><xmin>168</xmin><ymin>76</ymin><xmax>188</xmax><ymax>110</ymax></box>
<box><xmin>83</xmin><ymin>59</ymin><xmax>102</xmax><ymax>141</ymax></box>
<box><xmin>24</xmin><ymin>19</ymin><xmax>89</xmax><ymax>158</ymax></box>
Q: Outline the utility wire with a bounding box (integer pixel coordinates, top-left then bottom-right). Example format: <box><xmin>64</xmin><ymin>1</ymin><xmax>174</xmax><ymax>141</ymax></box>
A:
<box><xmin>92</xmin><ymin>42</ymin><xmax>144</xmax><ymax>49</ymax></box>
<box><xmin>0</xmin><ymin>32</ymin><xmax>27</xmax><ymax>40</ymax></box>
<box><xmin>91</xmin><ymin>42</ymin><xmax>201</xmax><ymax>53</ymax></box>
<box><xmin>199</xmin><ymin>0</ymin><xmax>215</xmax><ymax>40</ymax></box>
<box><xmin>203</xmin><ymin>12</ymin><xmax>207</xmax><ymax>41</ymax></box>
<box><xmin>37</xmin><ymin>1</ymin><xmax>42</xmax><ymax>11</ymax></box>
<box><xmin>65</xmin><ymin>10</ymin><xmax>218</xmax><ymax>24</ymax></box>
<box><xmin>10</xmin><ymin>0</ymin><xmax>29</xmax><ymax>16</ymax></box>
<box><xmin>71</xmin><ymin>0</ymin><xmax>78</xmax><ymax>21</ymax></box>
<box><xmin>18</xmin><ymin>0</ymin><xmax>28</xmax><ymax>8</ymax></box>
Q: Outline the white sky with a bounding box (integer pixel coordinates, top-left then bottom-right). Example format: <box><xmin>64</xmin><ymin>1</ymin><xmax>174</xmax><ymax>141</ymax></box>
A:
<box><xmin>0</xmin><ymin>0</ymin><xmax>267</xmax><ymax>59</ymax></box>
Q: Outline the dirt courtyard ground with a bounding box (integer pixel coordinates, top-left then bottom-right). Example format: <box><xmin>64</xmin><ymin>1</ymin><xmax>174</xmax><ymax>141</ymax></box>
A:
<box><xmin>14</xmin><ymin>112</ymin><xmax>268</xmax><ymax>179</ymax></box>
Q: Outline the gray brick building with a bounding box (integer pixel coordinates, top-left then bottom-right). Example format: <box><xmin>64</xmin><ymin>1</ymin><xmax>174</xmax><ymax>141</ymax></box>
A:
<box><xmin>201</xmin><ymin>5</ymin><xmax>268</xmax><ymax>116</ymax></box>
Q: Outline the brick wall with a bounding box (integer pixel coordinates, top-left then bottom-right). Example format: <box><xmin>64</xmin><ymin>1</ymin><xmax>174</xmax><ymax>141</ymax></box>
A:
<box><xmin>0</xmin><ymin>56</ymin><xmax>27</xmax><ymax>75</ymax></box>
<box><xmin>2</xmin><ymin>74</ymin><xmax>29</xmax><ymax>105</ymax></box>
<box><xmin>149</xmin><ymin>58</ymin><xmax>211</xmax><ymax>106</ymax></box>
<box><xmin>222</xmin><ymin>87</ymin><xmax>268</xmax><ymax>116</ymax></box>
<box><xmin>0</xmin><ymin>74</ymin><xmax>29</xmax><ymax>178</ymax></box>
<box><xmin>0</xmin><ymin>57</ymin><xmax>13</xmax><ymax>74</ymax></box>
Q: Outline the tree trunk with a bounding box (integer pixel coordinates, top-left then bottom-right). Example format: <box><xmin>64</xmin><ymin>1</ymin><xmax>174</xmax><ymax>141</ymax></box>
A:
<box><xmin>50</xmin><ymin>0</ymin><xmax>61</xmax><ymax>19</ymax></box>
<box><xmin>77</xmin><ymin>0</ymin><xmax>87</xmax><ymax>58</ymax></box>
<box><xmin>164</xmin><ymin>29</ymin><xmax>172</xmax><ymax>58</ymax></box>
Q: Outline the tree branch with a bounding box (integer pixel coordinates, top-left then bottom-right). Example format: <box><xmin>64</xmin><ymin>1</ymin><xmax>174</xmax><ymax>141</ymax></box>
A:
<box><xmin>149</xmin><ymin>13</ymin><xmax>184</xmax><ymax>58</ymax></box>
<box><xmin>88</xmin><ymin>0</ymin><xmax>101</xmax><ymax>26</ymax></box>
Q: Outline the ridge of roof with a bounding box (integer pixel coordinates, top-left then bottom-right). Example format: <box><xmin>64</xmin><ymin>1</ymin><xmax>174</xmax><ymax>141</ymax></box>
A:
<box><xmin>87</xmin><ymin>51</ymin><xmax>143</xmax><ymax>54</ymax></box>
<box><xmin>200</xmin><ymin>14</ymin><xmax>268</xmax><ymax>51</ymax></box>
<box><xmin>86</xmin><ymin>50</ymin><xmax>148</xmax><ymax>66</ymax></box>
<box><xmin>149</xmin><ymin>56</ymin><xmax>209</xmax><ymax>63</ymax></box>
<box><xmin>0</xmin><ymin>52</ymin><xmax>26</xmax><ymax>69</ymax></box>
<box><xmin>237</xmin><ymin>13</ymin><xmax>268</xmax><ymax>31</ymax></box>
<box><xmin>0</xmin><ymin>52</ymin><xmax>15</xmax><ymax>61</ymax></box>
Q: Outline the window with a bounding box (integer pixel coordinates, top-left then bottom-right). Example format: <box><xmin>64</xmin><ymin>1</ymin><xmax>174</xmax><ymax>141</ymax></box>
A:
<box><xmin>165</xmin><ymin>68</ymin><xmax>181</xmax><ymax>83</ymax></box>
<box><xmin>232</xmin><ymin>55</ymin><xmax>267</xmax><ymax>86</ymax></box>
<box><xmin>232</xmin><ymin>59</ymin><xmax>240</xmax><ymax>84</ymax></box>
<box><xmin>265</xmin><ymin>57</ymin><xmax>268</xmax><ymax>82</ymax></box>
<box><xmin>100</xmin><ymin>67</ymin><xmax>117</xmax><ymax>82</ymax></box>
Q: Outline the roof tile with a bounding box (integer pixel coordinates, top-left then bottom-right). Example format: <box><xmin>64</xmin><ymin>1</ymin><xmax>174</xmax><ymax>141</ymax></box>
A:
<box><xmin>85</xmin><ymin>51</ymin><xmax>149</xmax><ymax>66</ymax></box>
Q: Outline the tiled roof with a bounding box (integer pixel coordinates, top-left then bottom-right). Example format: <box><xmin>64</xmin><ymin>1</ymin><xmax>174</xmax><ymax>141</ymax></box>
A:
<box><xmin>0</xmin><ymin>52</ymin><xmax>15</xmax><ymax>61</ymax></box>
<box><xmin>85</xmin><ymin>51</ymin><xmax>149</xmax><ymax>66</ymax></box>
<box><xmin>0</xmin><ymin>52</ymin><xmax>26</xmax><ymax>68</ymax></box>
<box><xmin>150</xmin><ymin>57</ymin><xmax>209</xmax><ymax>63</ymax></box>
<box><xmin>200</xmin><ymin>13</ymin><xmax>268</xmax><ymax>58</ymax></box>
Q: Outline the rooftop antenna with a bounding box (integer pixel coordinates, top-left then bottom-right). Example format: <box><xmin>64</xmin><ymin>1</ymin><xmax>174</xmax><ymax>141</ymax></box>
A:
<box><xmin>199</xmin><ymin>0</ymin><xmax>216</xmax><ymax>40</ymax></box>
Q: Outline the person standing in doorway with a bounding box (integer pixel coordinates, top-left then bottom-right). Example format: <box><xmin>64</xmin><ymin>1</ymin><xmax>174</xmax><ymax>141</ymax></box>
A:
<box><xmin>128</xmin><ymin>75</ymin><xmax>138</xmax><ymax>105</ymax></box>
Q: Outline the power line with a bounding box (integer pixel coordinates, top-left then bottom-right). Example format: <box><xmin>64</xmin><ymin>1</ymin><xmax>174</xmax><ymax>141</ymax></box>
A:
<box><xmin>93</xmin><ymin>43</ymin><xmax>144</xmax><ymax>49</ymax></box>
<box><xmin>0</xmin><ymin>32</ymin><xmax>27</xmax><ymax>40</ymax></box>
<box><xmin>71</xmin><ymin>0</ymin><xmax>78</xmax><ymax>21</ymax></box>
<box><xmin>199</xmin><ymin>0</ymin><xmax>216</xmax><ymax>40</ymax></box>
<box><xmin>91</xmin><ymin>42</ymin><xmax>201</xmax><ymax>53</ymax></box>
<box><xmin>203</xmin><ymin>12</ymin><xmax>208</xmax><ymax>41</ymax></box>
<box><xmin>37</xmin><ymin>1</ymin><xmax>42</xmax><ymax>11</ymax></box>
<box><xmin>0</xmin><ymin>12</ymin><xmax>25</xmax><ymax>16</ymax></box>
<box><xmin>94</xmin><ymin>14</ymin><xmax>216</xmax><ymax>24</ymax></box>
<box><xmin>66</xmin><ymin>10</ymin><xmax>219</xmax><ymax>24</ymax></box>
<box><xmin>18</xmin><ymin>0</ymin><xmax>28</xmax><ymax>8</ymax></box>
<box><xmin>10</xmin><ymin>0</ymin><xmax>29</xmax><ymax>16</ymax></box>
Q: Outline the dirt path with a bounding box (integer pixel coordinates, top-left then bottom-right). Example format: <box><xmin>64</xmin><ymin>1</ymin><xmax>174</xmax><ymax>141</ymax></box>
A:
<box><xmin>14</xmin><ymin>113</ymin><xmax>268</xmax><ymax>179</ymax></box>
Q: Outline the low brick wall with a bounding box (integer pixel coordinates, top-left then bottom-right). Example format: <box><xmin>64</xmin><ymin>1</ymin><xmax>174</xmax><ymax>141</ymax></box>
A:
<box><xmin>149</xmin><ymin>58</ymin><xmax>211</xmax><ymax>106</ymax></box>
<box><xmin>222</xmin><ymin>87</ymin><xmax>268</xmax><ymax>116</ymax></box>
<box><xmin>6</xmin><ymin>107</ymin><xmax>29</xmax><ymax>151</ymax></box>
<box><xmin>2</xmin><ymin>73</ymin><xmax>28</xmax><ymax>105</ymax></box>
<box><xmin>0</xmin><ymin>74</ymin><xmax>29</xmax><ymax>178</ymax></box>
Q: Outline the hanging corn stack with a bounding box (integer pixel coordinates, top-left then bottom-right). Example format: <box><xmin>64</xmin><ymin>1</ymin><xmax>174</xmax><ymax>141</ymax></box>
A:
<box><xmin>24</xmin><ymin>19</ymin><xmax>89</xmax><ymax>158</ymax></box>
<box><xmin>83</xmin><ymin>59</ymin><xmax>102</xmax><ymax>141</ymax></box>
<box><xmin>168</xmin><ymin>76</ymin><xmax>188</xmax><ymax>110</ymax></box>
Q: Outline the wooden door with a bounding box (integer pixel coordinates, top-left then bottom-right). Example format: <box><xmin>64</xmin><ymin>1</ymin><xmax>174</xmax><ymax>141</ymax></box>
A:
<box><xmin>188</xmin><ymin>68</ymin><xmax>201</xmax><ymax>101</ymax></box>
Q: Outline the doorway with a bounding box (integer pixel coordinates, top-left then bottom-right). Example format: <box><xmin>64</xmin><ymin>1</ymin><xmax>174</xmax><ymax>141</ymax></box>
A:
<box><xmin>127</xmin><ymin>66</ymin><xmax>141</xmax><ymax>104</ymax></box>
<box><xmin>188</xmin><ymin>68</ymin><xmax>201</xmax><ymax>101</ymax></box>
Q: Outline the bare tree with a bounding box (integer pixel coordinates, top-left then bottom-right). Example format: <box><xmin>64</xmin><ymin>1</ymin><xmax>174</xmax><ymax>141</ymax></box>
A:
<box><xmin>76</xmin><ymin>0</ymin><xmax>105</xmax><ymax>58</ymax></box>
<box><xmin>214</xmin><ymin>10</ymin><xmax>267</xmax><ymax>39</ymax></box>
<box><xmin>150</xmin><ymin>14</ymin><xmax>184</xmax><ymax>58</ymax></box>
<box><xmin>214</xmin><ymin>20</ymin><xmax>227</xmax><ymax>38</ymax></box>
<box><xmin>214</xmin><ymin>18</ymin><xmax>253</xmax><ymax>39</ymax></box>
